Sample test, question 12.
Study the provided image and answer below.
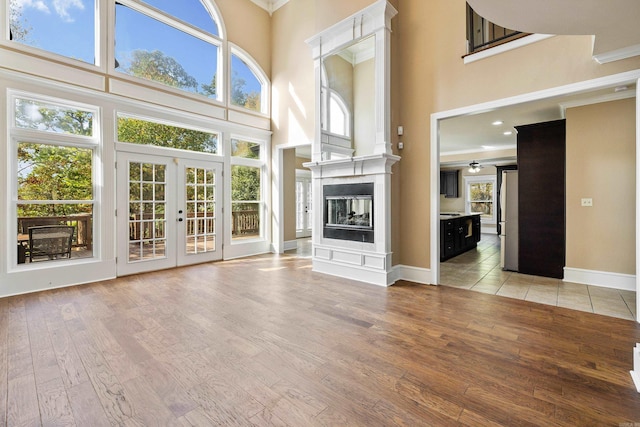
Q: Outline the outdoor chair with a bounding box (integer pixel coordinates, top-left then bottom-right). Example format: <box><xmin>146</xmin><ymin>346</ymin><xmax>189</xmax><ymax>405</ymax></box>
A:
<box><xmin>28</xmin><ymin>225</ymin><xmax>75</xmax><ymax>262</ymax></box>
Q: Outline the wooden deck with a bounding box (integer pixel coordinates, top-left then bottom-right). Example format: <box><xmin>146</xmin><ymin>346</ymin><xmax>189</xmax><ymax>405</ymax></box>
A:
<box><xmin>1</xmin><ymin>253</ymin><xmax>639</xmax><ymax>425</ymax></box>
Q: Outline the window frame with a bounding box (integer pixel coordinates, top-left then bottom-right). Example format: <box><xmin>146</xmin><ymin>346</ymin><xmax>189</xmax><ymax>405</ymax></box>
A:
<box><xmin>8</xmin><ymin>90</ymin><xmax>101</xmax><ymax>269</ymax></box>
<box><xmin>228</xmin><ymin>44</ymin><xmax>270</xmax><ymax>117</ymax></box>
<box><xmin>230</xmin><ymin>135</ymin><xmax>266</xmax><ymax>242</ymax></box>
<box><xmin>464</xmin><ymin>174</ymin><xmax>496</xmax><ymax>224</ymax></box>
<box><xmin>112</xmin><ymin>0</ymin><xmax>225</xmax><ymax>103</ymax></box>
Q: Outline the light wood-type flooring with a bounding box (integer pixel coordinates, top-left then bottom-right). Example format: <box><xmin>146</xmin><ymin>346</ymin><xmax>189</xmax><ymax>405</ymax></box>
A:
<box><xmin>2</xmin><ymin>252</ymin><xmax>640</xmax><ymax>425</ymax></box>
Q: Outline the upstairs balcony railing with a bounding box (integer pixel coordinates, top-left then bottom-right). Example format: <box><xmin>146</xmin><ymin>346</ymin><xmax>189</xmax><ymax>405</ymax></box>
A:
<box><xmin>466</xmin><ymin>4</ymin><xmax>529</xmax><ymax>54</ymax></box>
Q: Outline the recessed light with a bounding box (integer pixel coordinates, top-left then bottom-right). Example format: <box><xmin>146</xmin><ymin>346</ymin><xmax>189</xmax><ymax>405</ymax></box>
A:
<box><xmin>503</xmin><ymin>131</ymin><xmax>513</xmax><ymax>136</ymax></box>
<box><xmin>492</xmin><ymin>120</ymin><xmax>503</xmax><ymax>126</ymax></box>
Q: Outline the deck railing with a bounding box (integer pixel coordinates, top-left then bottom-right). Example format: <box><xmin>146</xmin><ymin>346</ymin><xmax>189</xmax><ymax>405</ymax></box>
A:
<box><xmin>18</xmin><ymin>214</ymin><xmax>92</xmax><ymax>249</ymax></box>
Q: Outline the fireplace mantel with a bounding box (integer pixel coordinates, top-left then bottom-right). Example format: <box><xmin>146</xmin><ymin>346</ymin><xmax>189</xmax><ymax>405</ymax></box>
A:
<box><xmin>303</xmin><ymin>153</ymin><xmax>400</xmax><ymax>178</ymax></box>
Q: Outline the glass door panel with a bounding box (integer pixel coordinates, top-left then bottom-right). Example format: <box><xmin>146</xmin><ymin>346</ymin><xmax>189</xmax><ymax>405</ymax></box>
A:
<box><xmin>117</xmin><ymin>152</ymin><xmax>222</xmax><ymax>276</ymax></box>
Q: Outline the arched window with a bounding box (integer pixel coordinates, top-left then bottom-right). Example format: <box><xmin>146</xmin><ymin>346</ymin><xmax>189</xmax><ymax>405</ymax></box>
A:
<box><xmin>114</xmin><ymin>0</ymin><xmax>224</xmax><ymax>100</ymax></box>
<box><xmin>230</xmin><ymin>46</ymin><xmax>269</xmax><ymax>115</ymax></box>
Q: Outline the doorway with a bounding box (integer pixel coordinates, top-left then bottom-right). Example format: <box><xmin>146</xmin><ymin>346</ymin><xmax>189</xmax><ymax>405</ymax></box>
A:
<box><xmin>295</xmin><ymin>170</ymin><xmax>312</xmax><ymax>238</ymax></box>
<box><xmin>116</xmin><ymin>151</ymin><xmax>223</xmax><ymax>276</ymax></box>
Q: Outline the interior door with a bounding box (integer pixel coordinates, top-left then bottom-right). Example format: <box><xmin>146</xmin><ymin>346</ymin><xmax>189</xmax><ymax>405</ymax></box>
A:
<box><xmin>296</xmin><ymin>174</ymin><xmax>312</xmax><ymax>238</ymax></box>
<box><xmin>116</xmin><ymin>152</ymin><xmax>223</xmax><ymax>276</ymax></box>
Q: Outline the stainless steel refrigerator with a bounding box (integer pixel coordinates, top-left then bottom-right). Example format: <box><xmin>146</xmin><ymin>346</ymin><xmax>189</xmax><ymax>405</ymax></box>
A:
<box><xmin>500</xmin><ymin>170</ymin><xmax>518</xmax><ymax>271</ymax></box>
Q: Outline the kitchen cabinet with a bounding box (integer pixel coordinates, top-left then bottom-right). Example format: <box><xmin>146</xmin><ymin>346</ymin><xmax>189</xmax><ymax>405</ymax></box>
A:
<box><xmin>516</xmin><ymin>119</ymin><xmax>565</xmax><ymax>279</ymax></box>
<box><xmin>440</xmin><ymin>170</ymin><xmax>459</xmax><ymax>198</ymax></box>
<box><xmin>440</xmin><ymin>213</ymin><xmax>481</xmax><ymax>261</ymax></box>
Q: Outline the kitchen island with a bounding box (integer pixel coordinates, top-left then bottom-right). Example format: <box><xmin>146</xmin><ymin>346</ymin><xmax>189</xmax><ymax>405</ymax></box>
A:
<box><xmin>440</xmin><ymin>213</ymin><xmax>481</xmax><ymax>261</ymax></box>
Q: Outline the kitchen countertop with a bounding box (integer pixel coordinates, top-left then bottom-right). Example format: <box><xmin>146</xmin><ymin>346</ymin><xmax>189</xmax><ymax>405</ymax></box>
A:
<box><xmin>439</xmin><ymin>212</ymin><xmax>482</xmax><ymax>220</ymax></box>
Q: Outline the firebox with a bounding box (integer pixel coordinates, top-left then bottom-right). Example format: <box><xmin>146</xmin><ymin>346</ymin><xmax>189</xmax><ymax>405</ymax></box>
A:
<box><xmin>323</xmin><ymin>183</ymin><xmax>374</xmax><ymax>243</ymax></box>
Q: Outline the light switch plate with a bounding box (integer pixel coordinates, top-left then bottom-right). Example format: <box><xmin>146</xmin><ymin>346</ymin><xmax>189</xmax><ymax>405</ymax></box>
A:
<box><xmin>581</xmin><ymin>198</ymin><xmax>593</xmax><ymax>207</ymax></box>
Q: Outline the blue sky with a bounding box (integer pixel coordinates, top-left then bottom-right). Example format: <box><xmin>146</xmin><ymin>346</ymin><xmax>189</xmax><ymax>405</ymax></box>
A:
<box><xmin>12</xmin><ymin>0</ymin><xmax>261</xmax><ymax>95</ymax></box>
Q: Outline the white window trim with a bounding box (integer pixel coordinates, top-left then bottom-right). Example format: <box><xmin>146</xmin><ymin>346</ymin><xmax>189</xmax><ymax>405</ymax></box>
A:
<box><xmin>229</xmin><ymin>135</ymin><xmax>268</xmax><ymax>245</ymax></box>
<box><xmin>228</xmin><ymin>43</ymin><xmax>271</xmax><ymax>117</ymax></box>
<box><xmin>464</xmin><ymin>174</ymin><xmax>496</xmax><ymax>224</ymax></box>
<box><xmin>7</xmin><ymin>90</ymin><xmax>102</xmax><ymax>272</ymax></box>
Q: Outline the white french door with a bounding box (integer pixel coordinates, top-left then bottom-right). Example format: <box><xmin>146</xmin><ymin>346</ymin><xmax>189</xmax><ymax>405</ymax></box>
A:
<box><xmin>116</xmin><ymin>151</ymin><xmax>223</xmax><ymax>276</ymax></box>
<box><xmin>295</xmin><ymin>173</ymin><xmax>312</xmax><ymax>238</ymax></box>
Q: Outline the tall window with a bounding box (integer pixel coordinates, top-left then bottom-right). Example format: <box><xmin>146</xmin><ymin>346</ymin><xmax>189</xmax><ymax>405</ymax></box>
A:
<box><xmin>115</xmin><ymin>0</ymin><xmax>222</xmax><ymax>99</ymax></box>
<box><xmin>8</xmin><ymin>0</ymin><xmax>96</xmax><ymax>64</ymax></box>
<box><xmin>465</xmin><ymin>175</ymin><xmax>496</xmax><ymax>223</ymax></box>
<box><xmin>12</xmin><ymin>94</ymin><xmax>98</xmax><ymax>265</ymax></box>
<box><xmin>231</xmin><ymin>138</ymin><xmax>264</xmax><ymax>240</ymax></box>
<box><xmin>230</xmin><ymin>47</ymin><xmax>268</xmax><ymax>114</ymax></box>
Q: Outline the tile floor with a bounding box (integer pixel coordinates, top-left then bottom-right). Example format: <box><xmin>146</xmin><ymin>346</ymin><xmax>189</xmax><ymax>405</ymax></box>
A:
<box><xmin>440</xmin><ymin>233</ymin><xmax>637</xmax><ymax>321</ymax></box>
<box><xmin>288</xmin><ymin>236</ymin><xmax>637</xmax><ymax>321</ymax></box>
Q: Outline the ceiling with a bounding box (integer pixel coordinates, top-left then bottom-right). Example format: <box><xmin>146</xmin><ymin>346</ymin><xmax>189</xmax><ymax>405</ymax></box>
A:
<box><xmin>439</xmin><ymin>84</ymin><xmax>636</xmax><ymax>163</ymax></box>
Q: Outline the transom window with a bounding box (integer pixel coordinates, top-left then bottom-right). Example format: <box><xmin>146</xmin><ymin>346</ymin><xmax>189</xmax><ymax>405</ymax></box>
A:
<box><xmin>117</xmin><ymin>114</ymin><xmax>220</xmax><ymax>154</ymax></box>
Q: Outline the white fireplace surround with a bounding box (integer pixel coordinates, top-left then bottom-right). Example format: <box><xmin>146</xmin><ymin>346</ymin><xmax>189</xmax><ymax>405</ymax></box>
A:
<box><xmin>304</xmin><ymin>0</ymin><xmax>399</xmax><ymax>287</ymax></box>
<box><xmin>305</xmin><ymin>154</ymin><xmax>399</xmax><ymax>286</ymax></box>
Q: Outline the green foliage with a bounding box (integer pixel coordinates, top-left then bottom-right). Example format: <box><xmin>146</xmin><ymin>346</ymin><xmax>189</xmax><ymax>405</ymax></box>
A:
<box><xmin>15</xmin><ymin>99</ymin><xmax>93</xmax><ymax>136</ymax></box>
<box><xmin>126</xmin><ymin>50</ymin><xmax>199</xmax><ymax>91</ymax></box>
<box><xmin>18</xmin><ymin>144</ymin><xmax>92</xmax><ymax>216</ymax></box>
<box><xmin>200</xmin><ymin>74</ymin><xmax>217</xmax><ymax>97</ymax></box>
<box><xmin>117</xmin><ymin>117</ymin><xmax>218</xmax><ymax>153</ymax></box>
<box><xmin>231</xmin><ymin>71</ymin><xmax>261</xmax><ymax>112</ymax></box>
<box><xmin>231</xmin><ymin>166</ymin><xmax>260</xmax><ymax>203</ymax></box>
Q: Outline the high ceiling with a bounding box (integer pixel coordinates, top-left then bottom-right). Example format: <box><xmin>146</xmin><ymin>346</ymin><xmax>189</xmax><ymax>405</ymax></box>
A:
<box><xmin>439</xmin><ymin>84</ymin><xmax>636</xmax><ymax>159</ymax></box>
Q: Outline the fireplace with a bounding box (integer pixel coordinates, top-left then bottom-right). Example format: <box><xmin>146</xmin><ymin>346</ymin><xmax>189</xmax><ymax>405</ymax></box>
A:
<box><xmin>323</xmin><ymin>183</ymin><xmax>374</xmax><ymax>243</ymax></box>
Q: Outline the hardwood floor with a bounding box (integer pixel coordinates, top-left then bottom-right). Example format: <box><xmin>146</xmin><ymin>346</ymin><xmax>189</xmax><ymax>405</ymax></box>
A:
<box><xmin>2</xmin><ymin>254</ymin><xmax>640</xmax><ymax>426</ymax></box>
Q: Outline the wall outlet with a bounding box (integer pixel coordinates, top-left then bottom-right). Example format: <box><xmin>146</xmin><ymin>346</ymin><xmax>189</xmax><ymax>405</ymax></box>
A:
<box><xmin>581</xmin><ymin>198</ymin><xmax>593</xmax><ymax>207</ymax></box>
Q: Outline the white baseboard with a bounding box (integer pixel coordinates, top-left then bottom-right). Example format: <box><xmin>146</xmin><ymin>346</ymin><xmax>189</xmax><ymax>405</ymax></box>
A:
<box><xmin>632</xmin><ymin>344</ymin><xmax>640</xmax><ymax>393</ymax></box>
<box><xmin>563</xmin><ymin>267</ymin><xmax>636</xmax><ymax>291</ymax></box>
<box><xmin>283</xmin><ymin>240</ymin><xmax>298</xmax><ymax>251</ymax></box>
<box><xmin>391</xmin><ymin>265</ymin><xmax>435</xmax><ymax>285</ymax></box>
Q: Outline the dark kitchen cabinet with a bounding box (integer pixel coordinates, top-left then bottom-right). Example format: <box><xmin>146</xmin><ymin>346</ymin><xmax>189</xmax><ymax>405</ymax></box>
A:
<box><xmin>516</xmin><ymin>119</ymin><xmax>565</xmax><ymax>279</ymax></box>
<box><xmin>440</xmin><ymin>214</ymin><xmax>481</xmax><ymax>261</ymax></box>
<box><xmin>440</xmin><ymin>170</ymin><xmax>459</xmax><ymax>198</ymax></box>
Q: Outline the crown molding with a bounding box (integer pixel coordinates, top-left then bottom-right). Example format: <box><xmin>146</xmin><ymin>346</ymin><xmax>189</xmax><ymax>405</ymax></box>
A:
<box><xmin>250</xmin><ymin>0</ymin><xmax>289</xmax><ymax>15</ymax></box>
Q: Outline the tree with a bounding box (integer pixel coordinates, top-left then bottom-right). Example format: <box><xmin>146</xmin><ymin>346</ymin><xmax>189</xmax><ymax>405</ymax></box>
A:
<box><xmin>117</xmin><ymin>117</ymin><xmax>218</xmax><ymax>153</ymax></box>
<box><xmin>9</xmin><ymin>0</ymin><xmax>32</xmax><ymax>42</ymax></box>
<box><xmin>231</xmin><ymin>166</ymin><xmax>260</xmax><ymax>204</ymax></box>
<box><xmin>231</xmin><ymin>71</ymin><xmax>261</xmax><ymax>112</ymax></box>
<box><xmin>126</xmin><ymin>50</ymin><xmax>198</xmax><ymax>92</ymax></box>
<box><xmin>200</xmin><ymin>74</ymin><xmax>217</xmax><ymax>97</ymax></box>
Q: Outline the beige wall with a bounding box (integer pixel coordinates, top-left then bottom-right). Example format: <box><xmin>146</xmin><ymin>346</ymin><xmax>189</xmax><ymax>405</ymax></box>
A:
<box><xmin>566</xmin><ymin>98</ymin><xmax>636</xmax><ymax>275</ymax></box>
<box><xmin>271</xmin><ymin>0</ymin><xmax>640</xmax><ymax>273</ymax></box>
<box><xmin>296</xmin><ymin>157</ymin><xmax>311</xmax><ymax>170</ymax></box>
<box><xmin>217</xmin><ymin>0</ymin><xmax>271</xmax><ymax>76</ymax></box>
<box><xmin>394</xmin><ymin>0</ymin><xmax>640</xmax><ymax>269</ymax></box>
